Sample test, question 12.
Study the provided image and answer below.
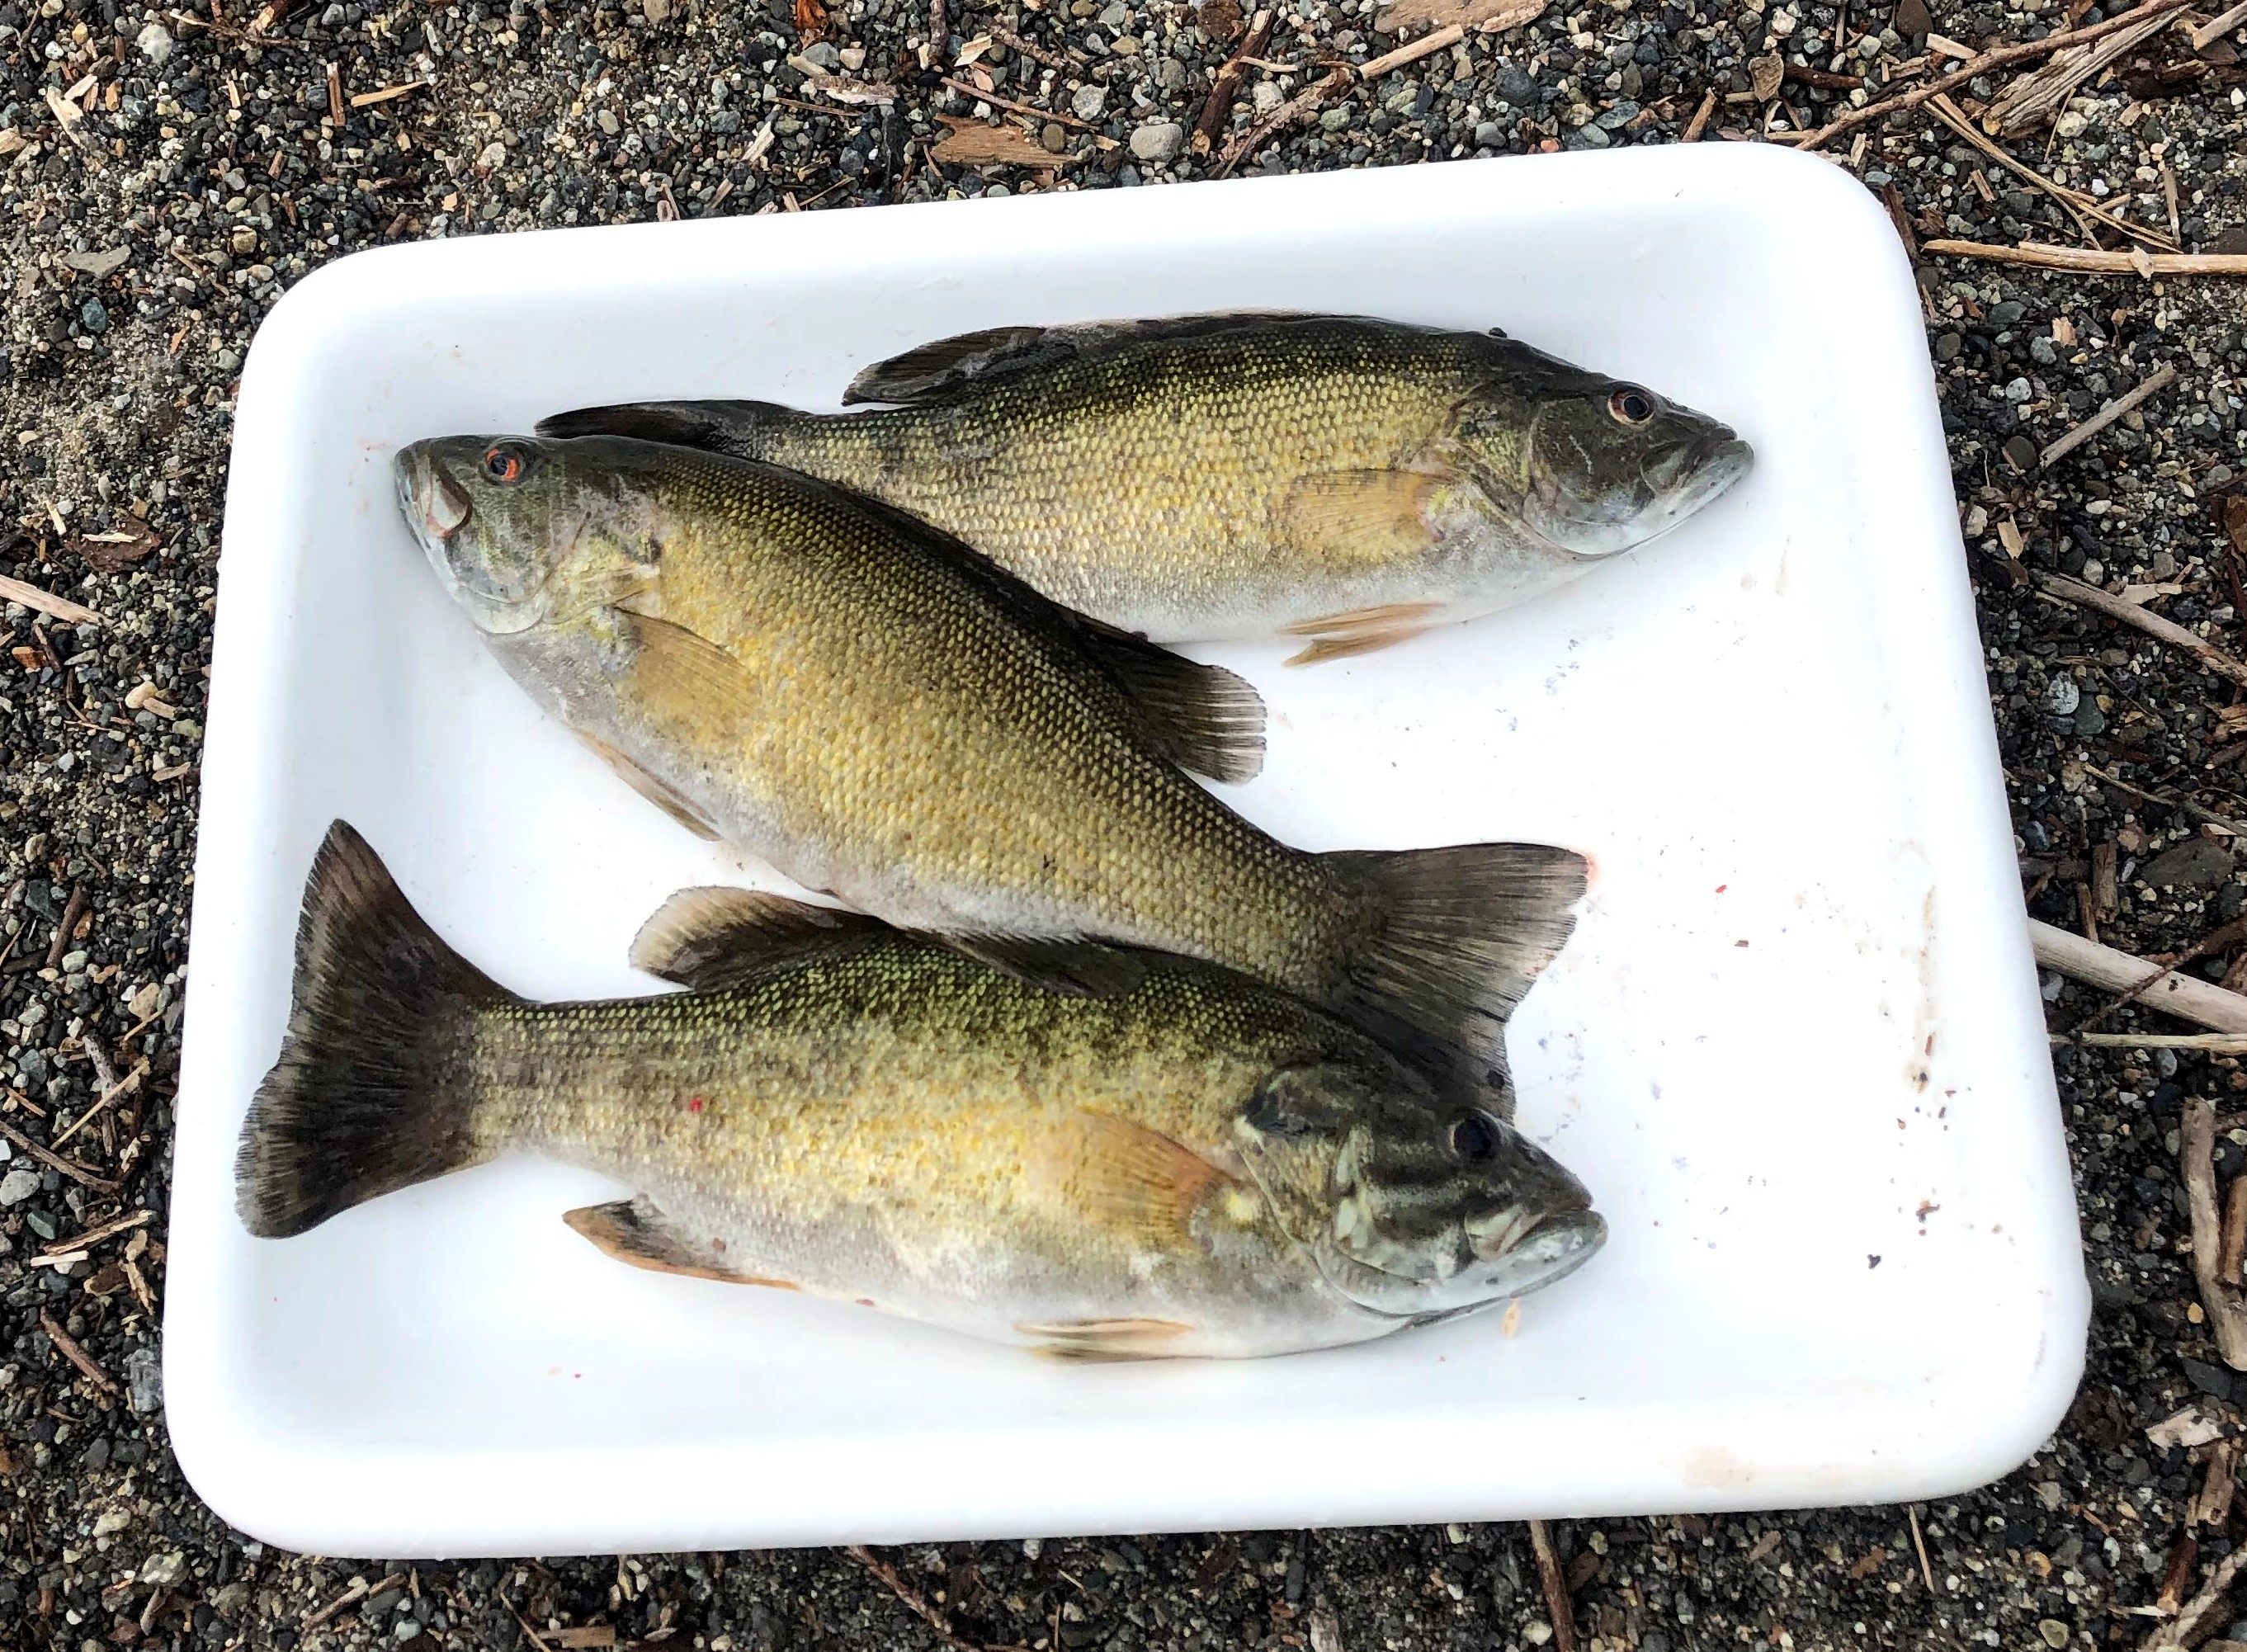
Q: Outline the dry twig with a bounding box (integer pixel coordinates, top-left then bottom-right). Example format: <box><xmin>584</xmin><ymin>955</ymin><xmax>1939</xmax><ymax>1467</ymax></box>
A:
<box><xmin>0</xmin><ymin>1116</ymin><xmax>121</xmax><ymax>1193</ymax></box>
<box><xmin>2033</xmin><ymin>570</ymin><xmax>2247</xmax><ymax>690</ymax></box>
<box><xmin>44</xmin><ymin>882</ymin><xmax>86</xmax><ymax>970</ymax></box>
<box><xmin>1924</xmin><ymin>238</ymin><xmax>2247</xmax><ymax>276</ymax></box>
<box><xmin>1214</xmin><ymin>67</ymin><xmax>1350</xmax><ymax>176</ymax></box>
<box><xmin>1908</xmin><ymin>1507</ymin><xmax>1936</xmax><ymax>1593</ymax></box>
<box><xmin>991</xmin><ymin>24</ymin><xmax>1070</xmax><ymax>68</ymax></box>
<box><xmin>2193</xmin><ymin>0</ymin><xmax>2247</xmax><ymax>49</ymax></box>
<box><xmin>37</xmin><ymin>1308</ymin><xmax>118</xmax><ymax>1395</ymax></box>
<box><xmin>2222</xmin><ymin>1177</ymin><xmax>2247</xmax><ymax>1288</ymax></box>
<box><xmin>2050</xmin><ymin>1031</ymin><xmax>2247</xmax><ymax>1050</ymax></box>
<box><xmin>1985</xmin><ymin>0</ymin><xmax>2181</xmax><ymax>133</ymax></box>
<box><xmin>845</xmin><ymin>1546</ymin><xmax>994</xmax><ymax>1652</ymax></box>
<box><xmin>49</xmin><ymin>1059</ymin><xmax>145</xmax><ymax>1153</ymax></box>
<box><xmin>1357</xmin><ymin>20</ymin><xmax>1465</xmax><ymax>76</ymax></box>
<box><xmin>1682</xmin><ymin>87</ymin><xmax>1717</xmax><ymax>140</ymax></box>
<box><xmin>2030</xmin><ymin>921</ymin><xmax>2247</xmax><ymax>1034</ymax></box>
<box><xmin>2146</xmin><ymin>1508</ymin><xmax>2247</xmax><ymax>1648</ymax></box>
<box><xmin>40</xmin><ymin>1206</ymin><xmax>152</xmax><ymax>1258</ymax></box>
<box><xmin>1193</xmin><ymin>8</ymin><xmax>1274</xmax><ymax>153</ymax></box>
<box><xmin>1924</xmin><ymin>93</ymin><xmax>2172</xmax><ymax>249</ymax></box>
<box><xmin>2079</xmin><ymin>764</ymin><xmax>2247</xmax><ymax>840</ymax></box>
<box><xmin>2184</xmin><ymin>1099</ymin><xmax>2247</xmax><ymax>1371</ymax></box>
<box><xmin>2041</xmin><ymin>362</ymin><xmax>2179</xmax><ymax>466</ymax></box>
<box><xmin>1783</xmin><ymin>0</ymin><xmax>2193</xmax><ymax>152</ymax></box>
<box><xmin>1527</xmin><ymin>1520</ymin><xmax>1577</xmax><ymax>1652</ymax></box>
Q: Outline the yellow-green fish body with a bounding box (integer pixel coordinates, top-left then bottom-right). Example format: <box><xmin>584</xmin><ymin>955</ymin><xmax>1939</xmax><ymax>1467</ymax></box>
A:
<box><xmin>541</xmin><ymin>313</ymin><xmax>1753</xmax><ymax>663</ymax></box>
<box><xmin>236</xmin><ymin>825</ymin><xmax>1606</xmax><ymax>1359</ymax></box>
<box><xmin>396</xmin><ymin>434</ymin><xmax>1584</xmax><ymax>1103</ymax></box>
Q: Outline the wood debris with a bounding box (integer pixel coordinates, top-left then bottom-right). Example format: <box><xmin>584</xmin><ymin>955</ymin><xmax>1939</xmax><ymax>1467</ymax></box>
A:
<box><xmin>1192</xmin><ymin>7</ymin><xmax>1274</xmax><ymax>154</ymax></box>
<box><xmin>350</xmin><ymin>80</ymin><xmax>430</xmax><ymax>109</ymax></box>
<box><xmin>930</xmin><ymin>116</ymin><xmax>1063</xmax><ymax>168</ymax></box>
<box><xmin>0</xmin><ymin>573</ymin><xmax>104</xmax><ymax>626</ymax></box>
<box><xmin>1924</xmin><ymin>238</ymin><xmax>2247</xmax><ymax>276</ymax></box>
<box><xmin>844</xmin><ymin>1546</ymin><xmax>998</xmax><ymax>1652</ymax></box>
<box><xmin>37</xmin><ymin>1308</ymin><xmax>118</xmax><ymax>1396</ymax></box>
<box><xmin>1985</xmin><ymin>0</ymin><xmax>2183</xmax><ymax>133</ymax></box>
<box><xmin>1213</xmin><ymin>67</ymin><xmax>1351</xmax><ymax>177</ymax></box>
<box><xmin>1372</xmin><ymin>0</ymin><xmax>1544</xmax><ymax>35</ymax></box>
<box><xmin>2146</xmin><ymin>1542</ymin><xmax>2247</xmax><ymax>1650</ymax></box>
<box><xmin>2032</xmin><ymin>570</ymin><xmax>2247</xmax><ymax>690</ymax></box>
<box><xmin>2193</xmin><ymin>0</ymin><xmax>2247</xmax><ymax>50</ymax></box>
<box><xmin>2040</xmin><ymin>362</ymin><xmax>2179</xmax><ymax>466</ymax></box>
<box><xmin>2031</xmin><ymin>921</ymin><xmax>2247</xmax><ymax>1034</ymax></box>
<box><xmin>2188</xmin><ymin>1438</ymin><xmax>2243</xmax><ymax>1526</ymax></box>
<box><xmin>0</xmin><ymin>1116</ymin><xmax>121</xmax><ymax>1194</ymax></box>
<box><xmin>1527</xmin><ymin>1520</ymin><xmax>1578</xmax><ymax>1652</ymax></box>
<box><xmin>68</xmin><ymin>515</ymin><xmax>161</xmax><ymax>575</ymax></box>
<box><xmin>2184</xmin><ymin>1099</ymin><xmax>2247</xmax><ymax>1371</ymax></box>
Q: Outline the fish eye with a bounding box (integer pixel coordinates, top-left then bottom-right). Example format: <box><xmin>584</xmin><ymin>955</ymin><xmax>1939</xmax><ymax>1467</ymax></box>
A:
<box><xmin>1607</xmin><ymin>385</ymin><xmax>1656</xmax><ymax>426</ymax></box>
<box><xmin>1449</xmin><ymin>1113</ymin><xmax>1500</xmax><ymax>1163</ymax></box>
<box><xmin>482</xmin><ymin>442</ymin><xmax>530</xmax><ymax>484</ymax></box>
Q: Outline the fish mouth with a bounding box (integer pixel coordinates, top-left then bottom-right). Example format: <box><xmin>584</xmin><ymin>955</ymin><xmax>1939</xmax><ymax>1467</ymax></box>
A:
<box><xmin>394</xmin><ymin>444</ymin><xmax>474</xmax><ymax>547</ymax></box>
<box><xmin>1645</xmin><ymin>430</ymin><xmax>1754</xmax><ymax>525</ymax></box>
<box><xmin>1469</xmin><ymin>1206</ymin><xmax>1607</xmax><ymax>1297</ymax></box>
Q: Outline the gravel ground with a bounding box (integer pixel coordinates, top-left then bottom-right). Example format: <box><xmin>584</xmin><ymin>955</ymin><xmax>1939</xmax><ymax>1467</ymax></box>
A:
<box><xmin>5</xmin><ymin>0</ymin><xmax>2247</xmax><ymax>1643</ymax></box>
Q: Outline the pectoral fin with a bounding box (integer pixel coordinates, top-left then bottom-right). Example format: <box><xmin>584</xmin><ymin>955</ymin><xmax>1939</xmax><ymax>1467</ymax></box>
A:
<box><xmin>573</xmin><ymin>730</ymin><xmax>723</xmax><ymax>840</ymax></box>
<box><xmin>1274</xmin><ymin>468</ymin><xmax>1447</xmax><ymax>575</ymax></box>
<box><xmin>623</xmin><ymin>611</ymin><xmax>763</xmax><ymax>731</ymax></box>
<box><xmin>1018</xmin><ymin>1316</ymin><xmax>1197</xmax><ymax>1361</ymax></box>
<box><xmin>1030</xmin><ymin>1110</ymin><xmax>1235</xmax><ymax>1248</ymax></box>
<box><xmin>564</xmin><ymin>1197</ymin><xmax>796</xmax><ymax>1289</ymax></box>
<box><xmin>1278</xmin><ymin>600</ymin><xmax>1443</xmax><ymax>668</ymax></box>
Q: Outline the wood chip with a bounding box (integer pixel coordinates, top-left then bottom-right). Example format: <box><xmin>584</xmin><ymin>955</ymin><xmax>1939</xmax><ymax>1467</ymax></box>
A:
<box><xmin>1358</xmin><ymin>21</ymin><xmax>1466</xmax><ymax>78</ymax></box>
<box><xmin>69</xmin><ymin>516</ymin><xmax>161</xmax><ymax>574</ymax></box>
<box><xmin>2189</xmin><ymin>1438</ymin><xmax>2243</xmax><ymax>1526</ymax></box>
<box><xmin>37</xmin><ymin>1307</ymin><xmax>118</xmax><ymax>1395</ymax></box>
<box><xmin>2185</xmin><ymin>1099</ymin><xmax>2247</xmax><ymax>1371</ymax></box>
<box><xmin>930</xmin><ymin>116</ymin><xmax>1063</xmax><ymax>167</ymax></box>
<box><xmin>2194</xmin><ymin>0</ymin><xmax>2247</xmax><ymax>48</ymax></box>
<box><xmin>800</xmin><ymin>72</ymin><xmax>896</xmax><ymax>104</ymax></box>
<box><xmin>1682</xmin><ymin>87</ymin><xmax>1718</xmax><ymax>140</ymax></box>
<box><xmin>548</xmin><ymin>1629</ymin><xmax>617</xmax><ymax>1650</ymax></box>
<box><xmin>0</xmin><ymin>573</ymin><xmax>103</xmax><ymax>626</ymax></box>
<box><xmin>1985</xmin><ymin>0</ymin><xmax>2182</xmax><ymax>133</ymax></box>
<box><xmin>2146</xmin><ymin>1540</ymin><xmax>2247</xmax><ymax>1650</ymax></box>
<box><xmin>39</xmin><ymin>1206</ymin><xmax>152</xmax><ymax>1258</ymax></box>
<box><xmin>2223</xmin><ymin>1175</ymin><xmax>2247</xmax><ymax>1287</ymax></box>
<box><xmin>1373</xmin><ymin>0</ymin><xmax>1541</xmax><ymax>32</ymax></box>
<box><xmin>349</xmin><ymin>80</ymin><xmax>429</xmax><ymax>109</ymax></box>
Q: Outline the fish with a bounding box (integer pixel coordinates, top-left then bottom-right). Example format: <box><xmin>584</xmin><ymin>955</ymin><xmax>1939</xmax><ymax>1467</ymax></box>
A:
<box><xmin>537</xmin><ymin>311</ymin><xmax>1753</xmax><ymax>664</ymax></box>
<box><xmin>235</xmin><ymin>823</ymin><xmax>1607</xmax><ymax>1359</ymax></box>
<box><xmin>394</xmin><ymin>432</ymin><xmax>1586</xmax><ymax>1105</ymax></box>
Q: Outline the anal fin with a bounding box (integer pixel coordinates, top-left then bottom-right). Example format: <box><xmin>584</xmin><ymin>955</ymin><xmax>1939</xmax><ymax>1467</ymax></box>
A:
<box><xmin>564</xmin><ymin>1197</ymin><xmax>797</xmax><ymax>1290</ymax></box>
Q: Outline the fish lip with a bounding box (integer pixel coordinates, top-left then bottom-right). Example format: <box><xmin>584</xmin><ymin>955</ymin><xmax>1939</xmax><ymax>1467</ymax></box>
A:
<box><xmin>394</xmin><ymin>444</ymin><xmax>473</xmax><ymax>545</ymax></box>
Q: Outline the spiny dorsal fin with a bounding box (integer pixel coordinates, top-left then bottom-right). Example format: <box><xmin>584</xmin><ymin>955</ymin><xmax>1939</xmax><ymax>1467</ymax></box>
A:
<box><xmin>841</xmin><ymin>311</ymin><xmax>1371</xmax><ymax>406</ymax></box>
<box><xmin>1076</xmin><ymin>620</ymin><xmax>1265</xmax><ymax>785</ymax></box>
<box><xmin>939</xmin><ymin>933</ymin><xmax>1149</xmax><ymax>998</ymax></box>
<box><xmin>564</xmin><ymin>1197</ymin><xmax>798</xmax><ymax>1289</ymax></box>
<box><xmin>631</xmin><ymin>885</ymin><xmax>886</xmax><ymax>988</ymax></box>
<box><xmin>536</xmin><ymin>399</ymin><xmax>787</xmax><ymax>461</ymax></box>
<box><xmin>1028</xmin><ymin>1110</ymin><xmax>1235</xmax><ymax>1248</ymax></box>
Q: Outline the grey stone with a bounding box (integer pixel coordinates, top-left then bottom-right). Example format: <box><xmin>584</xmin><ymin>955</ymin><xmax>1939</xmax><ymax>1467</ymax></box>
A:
<box><xmin>0</xmin><ymin>1168</ymin><xmax>37</xmax><ymax>1207</ymax></box>
<box><xmin>1129</xmin><ymin>120</ymin><xmax>1183</xmax><ymax>162</ymax></box>
<box><xmin>125</xmin><ymin>1346</ymin><xmax>161</xmax><ymax>1414</ymax></box>
<box><xmin>61</xmin><ymin>246</ymin><xmax>128</xmax><ymax>278</ymax></box>
<box><xmin>1474</xmin><ymin>120</ymin><xmax>1506</xmax><ymax>147</ymax></box>
<box><xmin>140</xmin><ymin>1551</ymin><xmax>189</xmax><ymax>1588</ymax></box>
<box><xmin>135</xmin><ymin>19</ymin><xmax>172</xmax><ymax>62</ymax></box>
<box><xmin>1072</xmin><ymin>83</ymin><xmax>1107</xmax><ymax>121</ymax></box>
<box><xmin>2043</xmin><ymin>675</ymin><xmax>2080</xmax><ymax>716</ymax></box>
<box><xmin>2142</xmin><ymin>838</ymin><xmax>2235</xmax><ymax>890</ymax></box>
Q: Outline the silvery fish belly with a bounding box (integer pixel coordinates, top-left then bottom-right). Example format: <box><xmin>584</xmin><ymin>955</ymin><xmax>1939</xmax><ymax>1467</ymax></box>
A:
<box><xmin>233</xmin><ymin>824</ymin><xmax>1607</xmax><ymax>1360</ymax></box>
<box><xmin>394</xmin><ymin>432</ymin><xmax>1587</xmax><ymax>1109</ymax></box>
<box><xmin>538</xmin><ymin>311</ymin><xmax>1754</xmax><ymax>663</ymax></box>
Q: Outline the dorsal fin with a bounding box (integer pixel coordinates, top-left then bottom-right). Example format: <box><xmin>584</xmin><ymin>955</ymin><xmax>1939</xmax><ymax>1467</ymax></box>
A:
<box><xmin>630</xmin><ymin>885</ymin><xmax>886</xmax><ymax>989</ymax></box>
<box><xmin>841</xmin><ymin>311</ymin><xmax>1380</xmax><ymax>406</ymax></box>
<box><xmin>939</xmin><ymin>933</ymin><xmax>1149</xmax><ymax>998</ymax></box>
<box><xmin>536</xmin><ymin>399</ymin><xmax>787</xmax><ymax>461</ymax></box>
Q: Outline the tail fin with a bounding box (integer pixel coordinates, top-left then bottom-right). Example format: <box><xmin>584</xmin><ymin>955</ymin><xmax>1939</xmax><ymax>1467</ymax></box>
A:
<box><xmin>535</xmin><ymin>399</ymin><xmax>782</xmax><ymax>460</ymax></box>
<box><xmin>1322</xmin><ymin>843</ymin><xmax>1587</xmax><ymax>1112</ymax></box>
<box><xmin>234</xmin><ymin>821</ymin><xmax>513</xmax><ymax>1239</ymax></box>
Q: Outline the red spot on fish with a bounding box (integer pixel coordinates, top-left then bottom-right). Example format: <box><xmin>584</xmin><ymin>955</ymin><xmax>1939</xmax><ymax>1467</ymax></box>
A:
<box><xmin>1715</xmin><ymin>884</ymin><xmax>1727</xmax><ymax>894</ymax></box>
<box><xmin>856</xmin><ymin>1298</ymin><xmax>875</xmax><ymax>1308</ymax></box>
<box><xmin>712</xmin><ymin>1238</ymin><xmax>727</xmax><ymax>1253</ymax></box>
<box><xmin>687</xmin><ymin>1095</ymin><xmax>706</xmax><ymax>1112</ymax></box>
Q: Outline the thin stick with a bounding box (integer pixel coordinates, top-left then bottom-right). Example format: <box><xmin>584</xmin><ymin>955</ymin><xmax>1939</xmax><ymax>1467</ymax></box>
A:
<box><xmin>39</xmin><ymin>1206</ymin><xmax>151</xmax><ymax>1258</ymax></box>
<box><xmin>989</xmin><ymin>23</ymin><xmax>1070</xmax><ymax>69</ymax></box>
<box><xmin>1924</xmin><ymin>238</ymin><xmax>2247</xmax><ymax>276</ymax></box>
<box><xmin>939</xmin><ymin>77</ymin><xmax>1094</xmax><ymax>128</ymax></box>
<box><xmin>2182</xmin><ymin>1099</ymin><xmax>2247</xmax><ymax>1371</ymax></box>
<box><xmin>2034</xmin><ymin>570</ymin><xmax>2247</xmax><ymax>690</ymax></box>
<box><xmin>43</xmin><ymin>882</ymin><xmax>86</xmax><ymax>971</ymax></box>
<box><xmin>302</xmin><ymin>1574</ymin><xmax>404</xmax><ymax>1631</ymax></box>
<box><xmin>349</xmin><ymin>80</ymin><xmax>427</xmax><ymax>109</ymax></box>
<box><xmin>2031</xmin><ymin>920</ymin><xmax>2247</xmax><ymax>1034</ymax></box>
<box><xmin>1214</xmin><ymin>67</ymin><xmax>1349</xmax><ymax>177</ymax></box>
<box><xmin>2049</xmin><ymin>1031</ymin><xmax>2247</xmax><ymax>1050</ymax></box>
<box><xmin>1909</xmin><ymin>1507</ymin><xmax>1936</xmax><ymax>1593</ymax></box>
<box><xmin>1357</xmin><ymin>20</ymin><xmax>1464</xmax><ymax>78</ymax></box>
<box><xmin>1783</xmin><ymin>0</ymin><xmax>2193</xmax><ymax>152</ymax></box>
<box><xmin>845</xmin><ymin>1546</ymin><xmax>994</xmax><ymax>1652</ymax></box>
<box><xmin>501</xmin><ymin>1597</ymin><xmax>555</xmax><ymax>1652</ymax></box>
<box><xmin>0</xmin><ymin>1116</ymin><xmax>120</xmax><ymax>1193</ymax></box>
<box><xmin>1682</xmin><ymin>87</ymin><xmax>1717</xmax><ymax>140</ymax></box>
<box><xmin>0</xmin><ymin>573</ymin><xmax>101</xmax><ymax>626</ymax></box>
<box><xmin>2041</xmin><ymin>362</ymin><xmax>2180</xmax><ymax>466</ymax></box>
<box><xmin>37</xmin><ymin>1308</ymin><xmax>118</xmax><ymax>1395</ymax></box>
<box><xmin>2079</xmin><ymin>764</ymin><xmax>2247</xmax><ymax>841</ymax></box>
<box><xmin>49</xmin><ymin>1060</ymin><xmax>144</xmax><ymax>1153</ymax></box>
<box><xmin>1527</xmin><ymin>1520</ymin><xmax>1578</xmax><ymax>1652</ymax></box>
<box><xmin>1193</xmin><ymin>8</ymin><xmax>1275</xmax><ymax>153</ymax></box>
<box><xmin>1925</xmin><ymin>92</ymin><xmax>2171</xmax><ymax>250</ymax></box>
<box><xmin>2193</xmin><ymin>0</ymin><xmax>2247</xmax><ymax>49</ymax></box>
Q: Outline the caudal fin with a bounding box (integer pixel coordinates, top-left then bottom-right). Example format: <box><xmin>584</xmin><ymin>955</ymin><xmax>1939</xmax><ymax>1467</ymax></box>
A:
<box><xmin>234</xmin><ymin>822</ymin><xmax>512</xmax><ymax>1239</ymax></box>
<box><xmin>535</xmin><ymin>399</ymin><xmax>781</xmax><ymax>460</ymax></box>
<box><xmin>1322</xmin><ymin>843</ymin><xmax>1587</xmax><ymax>1112</ymax></box>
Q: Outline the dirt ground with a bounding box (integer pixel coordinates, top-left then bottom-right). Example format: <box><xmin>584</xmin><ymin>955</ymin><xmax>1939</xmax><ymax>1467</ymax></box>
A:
<box><xmin>5</xmin><ymin>0</ymin><xmax>2247</xmax><ymax>1645</ymax></box>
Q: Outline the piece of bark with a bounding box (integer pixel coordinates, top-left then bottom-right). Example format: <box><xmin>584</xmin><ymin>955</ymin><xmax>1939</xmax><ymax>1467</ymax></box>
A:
<box><xmin>930</xmin><ymin>116</ymin><xmax>1062</xmax><ymax>167</ymax></box>
<box><xmin>2183</xmin><ymin>1099</ymin><xmax>2247</xmax><ymax>1371</ymax></box>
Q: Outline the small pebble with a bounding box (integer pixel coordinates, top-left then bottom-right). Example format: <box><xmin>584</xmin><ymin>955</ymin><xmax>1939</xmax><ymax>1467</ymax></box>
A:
<box><xmin>1128</xmin><ymin>120</ymin><xmax>1183</xmax><ymax>162</ymax></box>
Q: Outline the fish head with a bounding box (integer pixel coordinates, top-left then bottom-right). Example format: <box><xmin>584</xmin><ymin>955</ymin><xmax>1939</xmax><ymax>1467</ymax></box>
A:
<box><xmin>1454</xmin><ymin>352</ymin><xmax>1753</xmax><ymax>561</ymax></box>
<box><xmin>1233</xmin><ymin>1063</ymin><xmax>1605</xmax><ymax>1320</ymax></box>
<box><xmin>394</xmin><ymin>435</ymin><xmax>663</xmax><ymax>636</ymax></box>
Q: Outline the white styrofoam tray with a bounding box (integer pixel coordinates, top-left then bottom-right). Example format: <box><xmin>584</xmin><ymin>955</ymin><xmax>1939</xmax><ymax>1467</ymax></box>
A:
<box><xmin>167</xmin><ymin>144</ymin><xmax>2086</xmax><ymax>1555</ymax></box>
